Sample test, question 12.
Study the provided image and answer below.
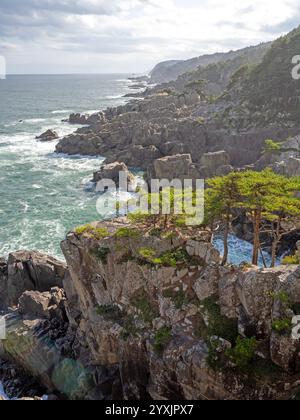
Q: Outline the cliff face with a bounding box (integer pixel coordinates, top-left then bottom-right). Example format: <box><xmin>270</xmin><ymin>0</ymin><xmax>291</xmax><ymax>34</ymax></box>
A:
<box><xmin>1</xmin><ymin>220</ymin><xmax>300</xmax><ymax>400</ymax></box>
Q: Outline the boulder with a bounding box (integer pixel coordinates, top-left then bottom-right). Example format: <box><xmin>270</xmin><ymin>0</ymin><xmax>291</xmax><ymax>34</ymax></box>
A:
<box><xmin>18</xmin><ymin>288</ymin><xmax>66</xmax><ymax>320</ymax></box>
<box><xmin>93</xmin><ymin>162</ymin><xmax>135</xmax><ymax>189</ymax></box>
<box><xmin>186</xmin><ymin>239</ymin><xmax>220</xmax><ymax>265</ymax></box>
<box><xmin>270</xmin><ymin>332</ymin><xmax>300</xmax><ymax>372</ymax></box>
<box><xmin>4</xmin><ymin>251</ymin><xmax>66</xmax><ymax>307</ymax></box>
<box><xmin>199</xmin><ymin>151</ymin><xmax>230</xmax><ymax>177</ymax></box>
<box><xmin>152</xmin><ymin>154</ymin><xmax>193</xmax><ymax>181</ymax></box>
<box><xmin>36</xmin><ymin>130</ymin><xmax>58</xmax><ymax>142</ymax></box>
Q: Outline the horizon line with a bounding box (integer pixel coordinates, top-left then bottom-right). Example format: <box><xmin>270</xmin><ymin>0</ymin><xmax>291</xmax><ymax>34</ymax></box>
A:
<box><xmin>5</xmin><ymin>72</ymin><xmax>144</xmax><ymax>76</ymax></box>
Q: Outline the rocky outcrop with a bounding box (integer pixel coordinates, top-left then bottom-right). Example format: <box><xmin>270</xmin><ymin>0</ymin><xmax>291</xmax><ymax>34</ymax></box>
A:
<box><xmin>199</xmin><ymin>151</ymin><xmax>232</xmax><ymax>177</ymax></box>
<box><xmin>18</xmin><ymin>288</ymin><xmax>66</xmax><ymax>320</ymax></box>
<box><xmin>93</xmin><ymin>162</ymin><xmax>135</xmax><ymax>189</ymax></box>
<box><xmin>56</xmin><ymin>87</ymin><xmax>299</xmax><ymax>171</ymax></box>
<box><xmin>67</xmin><ymin>112</ymin><xmax>106</xmax><ymax>126</ymax></box>
<box><xmin>151</xmin><ymin>154</ymin><xmax>194</xmax><ymax>181</ymax></box>
<box><xmin>1</xmin><ymin>221</ymin><xmax>300</xmax><ymax>400</ymax></box>
<box><xmin>0</xmin><ymin>251</ymin><xmax>66</xmax><ymax>309</ymax></box>
<box><xmin>58</xmin><ymin>220</ymin><xmax>300</xmax><ymax>399</ymax></box>
<box><xmin>285</xmin><ymin>157</ymin><xmax>300</xmax><ymax>177</ymax></box>
<box><xmin>36</xmin><ymin>130</ymin><xmax>58</xmax><ymax>142</ymax></box>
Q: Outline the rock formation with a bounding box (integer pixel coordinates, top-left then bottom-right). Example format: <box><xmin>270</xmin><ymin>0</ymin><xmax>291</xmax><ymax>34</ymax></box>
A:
<box><xmin>0</xmin><ymin>251</ymin><xmax>66</xmax><ymax>309</ymax></box>
<box><xmin>93</xmin><ymin>162</ymin><xmax>135</xmax><ymax>189</ymax></box>
<box><xmin>36</xmin><ymin>130</ymin><xmax>59</xmax><ymax>142</ymax></box>
<box><xmin>1</xmin><ymin>220</ymin><xmax>300</xmax><ymax>400</ymax></box>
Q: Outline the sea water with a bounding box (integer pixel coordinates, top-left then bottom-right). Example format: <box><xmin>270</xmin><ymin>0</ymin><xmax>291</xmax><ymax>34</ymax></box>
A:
<box><xmin>0</xmin><ymin>74</ymin><xmax>134</xmax><ymax>258</ymax></box>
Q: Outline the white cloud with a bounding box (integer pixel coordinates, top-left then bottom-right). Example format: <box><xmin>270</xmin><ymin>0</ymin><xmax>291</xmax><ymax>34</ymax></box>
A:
<box><xmin>0</xmin><ymin>0</ymin><xmax>299</xmax><ymax>74</ymax></box>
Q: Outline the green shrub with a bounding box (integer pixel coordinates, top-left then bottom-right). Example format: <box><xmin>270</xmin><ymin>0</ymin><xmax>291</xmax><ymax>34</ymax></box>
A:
<box><xmin>153</xmin><ymin>248</ymin><xmax>191</xmax><ymax>268</ymax></box>
<box><xmin>270</xmin><ymin>291</ymin><xmax>291</xmax><ymax>308</ymax></box>
<box><xmin>97</xmin><ymin>304</ymin><xmax>123</xmax><ymax>321</ymax></box>
<box><xmin>138</xmin><ymin>248</ymin><xmax>157</xmax><ymax>261</ymax></box>
<box><xmin>149</xmin><ymin>228</ymin><xmax>163</xmax><ymax>238</ymax></box>
<box><xmin>227</xmin><ymin>337</ymin><xmax>257</xmax><ymax>369</ymax></box>
<box><xmin>282</xmin><ymin>255</ymin><xmax>300</xmax><ymax>265</ymax></box>
<box><xmin>91</xmin><ymin>247</ymin><xmax>110</xmax><ymax>264</ymax></box>
<box><xmin>153</xmin><ymin>326</ymin><xmax>172</xmax><ymax>354</ymax></box>
<box><xmin>264</xmin><ymin>139</ymin><xmax>283</xmax><ymax>154</ymax></box>
<box><xmin>120</xmin><ymin>315</ymin><xmax>140</xmax><ymax>340</ymax></box>
<box><xmin>131</xmin><ymin>292</ymin><xmax>159</xmax><ymax>324</ymax></box>
<box><xmin>200</xmin><ymin>296</ymin><xmax>238</xmax><ymax>343</ymax></box>
<box><xmin>75</xmin><ymin>224</ymin><xmax>109</xmax><ymax>240</ymax></box>
<box><xmin>163</xmin><ymin>288</ymin><xmax>189</xmax><ymax>310</ymax></box>
<box><xmin>272</xmin><ymin>318</ymin><xmax>292</xmax><ymax>334</ymax></box>
<box><xmin>115</xmin><ymin>227</ymin><xmax>141</xmax><ymax>239</ymax></box>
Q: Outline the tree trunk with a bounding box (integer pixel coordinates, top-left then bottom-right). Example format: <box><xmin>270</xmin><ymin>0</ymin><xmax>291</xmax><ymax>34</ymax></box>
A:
<box><xmin>222</xmin><ymin>212</ymin><xmax>230</xmax><ymax>266</ymax></box>
<box><xmin>271</xmin><ymin>219</ymin><xmax>281</xmax><ymax>268</ymax></box>
<box><xmin>252</xmin><ymin>209</ymin><xmax>261</xmax><ymax>266</ymax></box>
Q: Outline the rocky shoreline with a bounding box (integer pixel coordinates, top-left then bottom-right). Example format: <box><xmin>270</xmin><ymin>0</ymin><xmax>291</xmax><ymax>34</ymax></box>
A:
<box><xmin>2</xmin><ymin>27</ymin><xmax>300</xmax><ymax>400</ymax></box>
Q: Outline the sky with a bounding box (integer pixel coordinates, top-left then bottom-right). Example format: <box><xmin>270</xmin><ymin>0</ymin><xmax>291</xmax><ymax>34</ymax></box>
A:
<box><xmin>0</xmin><ymin>0</ymin><xmax>299</xmax><ymax>74</ymax></box>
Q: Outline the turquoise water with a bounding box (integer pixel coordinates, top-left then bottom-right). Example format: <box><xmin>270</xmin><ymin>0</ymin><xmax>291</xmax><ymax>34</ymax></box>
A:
<box><xmin>213</xmin><ymin>234</ymin><xmax>279</xmax><ymax>267</ymax></box>
<box><xmin>0</xmin><ymin>74</ymin><xmax>133</xmax><ymax>259</ymax></box>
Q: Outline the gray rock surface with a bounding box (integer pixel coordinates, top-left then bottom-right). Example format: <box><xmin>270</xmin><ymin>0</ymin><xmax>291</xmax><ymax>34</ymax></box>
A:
<box><xmin>0</xmin><ymin>251</ymin><xmax>66</xmax><ymax>309</ymax></box>
<box><xmin>36</xmin><ymin>130</ymin><xmax>58</xmax><ymax>142</ymax></box>
<box><xmin>93</xmin><ymin>162</ymin><xmax>135</xmax><ymax>189</ymax></box>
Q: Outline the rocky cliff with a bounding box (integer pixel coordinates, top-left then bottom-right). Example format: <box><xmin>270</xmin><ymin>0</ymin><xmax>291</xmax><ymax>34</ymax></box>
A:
<box><xmin>55</xmin><ymin>27</ymin><xmax>300</xmax><ymax>174</ymax></box>
<box><xmin>1</xmin><ymin>220</ymin><xmax>300</xmax><ymax>400</ymax></box>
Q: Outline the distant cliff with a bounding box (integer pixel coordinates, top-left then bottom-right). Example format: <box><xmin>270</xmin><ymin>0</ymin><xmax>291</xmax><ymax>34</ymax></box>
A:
<box><xmin>150</xmin><ymin>43</ymin><xmax>271</xmax><ymax>84</ymax></box>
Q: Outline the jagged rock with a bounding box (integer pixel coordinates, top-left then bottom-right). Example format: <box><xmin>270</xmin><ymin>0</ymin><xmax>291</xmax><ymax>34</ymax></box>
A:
<box><xmin>152</xmin><ymin>154</ymin><xmax>193</xmax><ymax>181</ymax></box>
<box><xmin>286</xmin><ymin>157</ymin><xmax>300</xmax><ymax>176</ymax></box>
<box><xmin>93</xmin><ymin>162</ymin><xmax>135</xmax><ymax>189</ymax></box>
<box><xmin>55</xmin><ymin>133</ymin><xmax>103</xmax><ymax>156</ymax></box>
<box><xmin>186</xmin><ymin>239</ymin><xmax>220</xmax><ymax>265</ymax></box>
<box><xmin>270</xmin><ymin>333</ymin><xmax>300</xmax><ymax>372</ymax></box>
<box><xmin>2</xmin><ymin>220</ymin><xmax>300</xmax><ymax>400</ymax></box>
<box><xmin>58</xmin><ymin>220</ymin><xmax>300</xmax><ymax>399</ymax></box>
<box><xmin>235</xmin><ymin>268</ymin><xmax>279</xmax><ymax>337</ymax></box>
<box><xmin>0</xmin><ymin>312</ymin><xmax>92</xmax><ymax>399</ymax></box>
<box><xmin>68</xmin><ymin>113</ymin><xmax>89</xmax><ymax>125</ymax></box>
<box><xmin>18</xmin><ymin>288</ymin><xmax>66</xmax><ymax>320</ymax></box>
<box><xmin>0</xmin><ymin>251</ymin><xmax>66</xmax><ymax>308</ymax></box>
<box><xmin>36</xmin><ymin>130</ymin><xmax>59</xmax><ymax>142</ymax></box>
<box><xmin>199</xmin><ymin>151</ymin><xmax>230</xmax><ymax>177</ymax></box>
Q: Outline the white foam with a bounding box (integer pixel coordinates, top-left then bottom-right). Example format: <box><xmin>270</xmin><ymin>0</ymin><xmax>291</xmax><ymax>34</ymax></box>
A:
<box><xmin>23</xmin><ymin>118</ymin><xmax>47</xmax><ymax>124</ymax></box>
<box><xmin>51</xmin><ymin>110</ymin><xmax>72</xmax><ymax>115</ymax></box>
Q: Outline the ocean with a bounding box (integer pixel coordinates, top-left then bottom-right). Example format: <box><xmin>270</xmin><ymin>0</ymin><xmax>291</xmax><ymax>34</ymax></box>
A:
<box><xmin>0</xmin><ymin>74</ymin><xmax>133</xmax><ymax>259</ymax></box>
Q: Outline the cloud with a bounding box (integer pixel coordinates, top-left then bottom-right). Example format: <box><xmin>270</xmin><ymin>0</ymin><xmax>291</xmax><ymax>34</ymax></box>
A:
<box><xmin>0</xmin><ymin>0</ymin><xmax>299</xmax><ymax>73</ymax></box>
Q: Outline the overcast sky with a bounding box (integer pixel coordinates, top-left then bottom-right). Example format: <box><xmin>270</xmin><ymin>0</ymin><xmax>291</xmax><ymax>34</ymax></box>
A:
<box><xmin>0</xmin><ymin>0</ymin><xmax>299</xmax><ymax>74</ymax></box>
